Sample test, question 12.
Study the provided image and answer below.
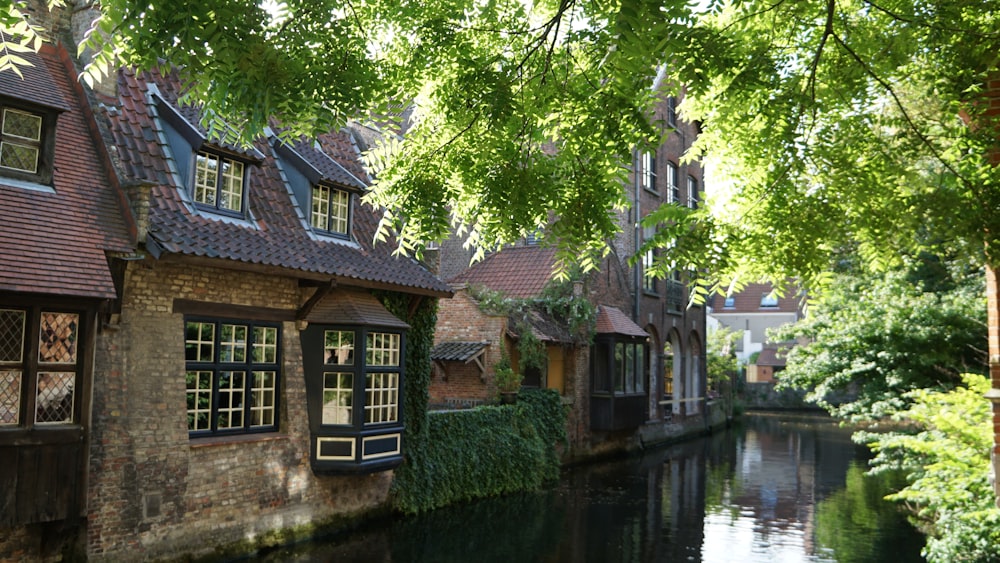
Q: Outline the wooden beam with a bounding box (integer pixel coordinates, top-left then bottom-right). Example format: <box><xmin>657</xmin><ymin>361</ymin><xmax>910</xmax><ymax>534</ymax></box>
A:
<box><xmin>296</xmin><ymin>279</ymin><xmax>336</xmax><ymax>321</ymax></box>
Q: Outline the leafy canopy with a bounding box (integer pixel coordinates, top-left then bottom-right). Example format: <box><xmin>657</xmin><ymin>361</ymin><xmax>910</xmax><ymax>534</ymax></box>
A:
<box><xmin>772</xmin><ymin>264</ymin><xmax>986</xmax><ymax>421</ymax></box>
<box><xmin>3</xmin><ymin>0</ymin><xmax>1000</xmax><ymax>289</ymax></box>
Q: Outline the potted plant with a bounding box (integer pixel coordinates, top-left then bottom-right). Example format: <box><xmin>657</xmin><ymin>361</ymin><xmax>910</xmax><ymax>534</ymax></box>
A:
<box><xmin>494</xmin><ymin>353</ymin><xmax>522</xmax><ymax>404</ymax></box>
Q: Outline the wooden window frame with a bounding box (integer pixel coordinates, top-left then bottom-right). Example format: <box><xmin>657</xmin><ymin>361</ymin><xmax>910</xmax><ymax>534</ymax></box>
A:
<box><xmin>184</xmin><ymin>317</ymin><xmax>281</xmax><ymax>437</ymax></box>
<box><xmin>192</xmin><ymin>150</ymin><xmax>248</xmax><ymax>216</ymax></box>
<box><xmin>640</xmin><ymin>150</ymin><xmax>657</xmax><ymax>193</ymax></box>
<box><xmin>666</xmin><ymin>161</ymin><xmax>679</xmax><ymax>204</ymax></box>
<box><xmin>0</xmin><ymin>100</ymin><xmax>57</xmax><ymax>186</ymax></box>
<box><xmin>310</xmin><ymin>183</ymin><xmax>352</xmax><ymax>238</ymax></box>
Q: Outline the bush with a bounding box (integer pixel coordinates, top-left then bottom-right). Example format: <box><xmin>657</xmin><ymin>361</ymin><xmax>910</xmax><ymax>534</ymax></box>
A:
<box><xmin>862</xmin><ymin>373</ymin><xmax>1000</xmax><ymax>562</ymax></box>
<box><xmin>390</xmin><ymin>388</ymin><xmax>567</xmax><ymax>514</ymax></box>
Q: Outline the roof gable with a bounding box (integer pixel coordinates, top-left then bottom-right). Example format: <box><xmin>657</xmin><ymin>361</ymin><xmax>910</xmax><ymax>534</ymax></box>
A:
<box><xmin>450</xmin><ymin>245</ymin><xmax>558</xmax><ymax>298</ymax></box>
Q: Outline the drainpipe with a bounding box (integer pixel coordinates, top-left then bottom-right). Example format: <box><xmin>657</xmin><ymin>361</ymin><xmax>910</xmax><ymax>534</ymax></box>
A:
<box><xmin>633</xmin><ymin>148</ymin><xmax>641</xmax><ymax>323</ymax></box>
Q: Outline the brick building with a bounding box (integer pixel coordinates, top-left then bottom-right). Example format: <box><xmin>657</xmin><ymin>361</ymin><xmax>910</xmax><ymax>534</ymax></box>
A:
<box><xmin>0</xmin><ymin>32</ymin><xmax>450</xmax><ymax>563</ymax></box>
<box><xmin>433</xmin><ymin>93</ymin><xmax>710</xmax><ymax>456</ymax></box>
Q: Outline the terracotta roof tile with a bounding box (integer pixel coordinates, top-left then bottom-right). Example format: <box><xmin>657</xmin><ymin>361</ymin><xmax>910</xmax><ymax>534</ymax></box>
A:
<box><xmin>595</xmin><ymin>305</ymin><xmax>648</xmax><ymax>337</ymax></box>
<box><xmin>709</xmin><ymin>282</ymin><xmax>802</xmax><ymax>314</ymax></box>
<box><xmin>449</xmin><ymin>246</ymin><xmax>558</xmax><ymax>298</ymax></box>
<box><xmin>106</xmin><ymin>68</ymin><xmax>450</xmax><ymax>296</ymax></box>
<box><xmin>0</xmin><ymin>44</ymin><xmax>131</xmax><ymax>300</ymax></box>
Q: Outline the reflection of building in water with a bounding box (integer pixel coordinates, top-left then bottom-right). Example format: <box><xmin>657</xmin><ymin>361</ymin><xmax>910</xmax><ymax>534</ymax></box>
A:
<box><xmin>714</xmin><ymin>416</ymin><xmax>858</xmax><ymax>559</ymax></box>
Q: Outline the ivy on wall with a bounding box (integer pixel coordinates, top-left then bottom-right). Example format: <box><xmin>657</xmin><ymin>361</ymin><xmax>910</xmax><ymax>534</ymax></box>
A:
<box><xmin>390</xmin><ymin>388</ymin><xmax>567</xmax><ymax>514</ymax></box>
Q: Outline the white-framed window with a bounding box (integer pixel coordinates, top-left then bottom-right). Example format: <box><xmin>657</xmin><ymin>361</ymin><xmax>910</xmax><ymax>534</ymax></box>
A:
<box><xmin>193</xmin><ymin>151</ymin><xmax>246</xmax><ymax>214</ymax></box>
<box><xmin>724</xmin><ymin>296</ymin><xmax>736</xmax><ymax>308</ymax></box>
<box><xmin>642</xmin><ymin>225</ymin><xmax>657</xmax><ymax>294</ymax></box>
<box><xmin>0</xmin><ymin>308</ymin><xmax>80</xmax><ymax>427</ymax></box>
<box><xmin>365</xmin><ymin>332</ymin><xmax>400</xmax><ymax>424</ymax></box>
<box><xmin>640</xmin><ymin>150</ymin><xmax>656</xmax><ymax>192</ymax></box>
<box><xmin>311</xmin><ymin>184</ymin><xmax>351</xmax><ymax>236</ymax></box>
<box><xmin>760</xmin><ymin>293</ymin><xmax>779</xmax><ymax>308</ymax></box>
<box><xmin>322</xmin><ymin>372</ymin><xmax>353</xmax><ymax>425</ymax></box>
<box><xmin>666</xmin><ymin>162</ymin><xmax>679</xmax><ymax>204</ymax></box>
<box><xmin>184</xmin><ymin>318</ymin><xmax>280</xmax><ymax>435</ymax></box>
<box><xmin>666</xmin><ymin>96</ymin><xmax>678</xmax><ymax>128</ymax></box>
<box><xmin>687</xmin><ymin>176</ymin><xmax>699</xmax><ymax>209</ymax></box>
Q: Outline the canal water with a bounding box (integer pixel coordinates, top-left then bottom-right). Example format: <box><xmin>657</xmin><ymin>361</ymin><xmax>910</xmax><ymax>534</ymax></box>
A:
<box><xmin>250</xmin><ymin>412</ymin><xmax>925</xmax><ymax>562</ymax></box>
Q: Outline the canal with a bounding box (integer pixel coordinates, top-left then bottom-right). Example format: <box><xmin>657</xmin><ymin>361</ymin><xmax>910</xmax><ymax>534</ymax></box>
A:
<box><xmin>248</xmin><ymin>412</ymin><xmax>925</xmax><ymax>562</ymax></box>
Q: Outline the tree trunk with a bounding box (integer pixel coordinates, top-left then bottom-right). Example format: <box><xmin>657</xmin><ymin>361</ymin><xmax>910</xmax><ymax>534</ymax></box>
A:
<box><xmin>985</xmin><ymin>263</ymin><xmax>1000</xmax><ymax>507</ymax></box>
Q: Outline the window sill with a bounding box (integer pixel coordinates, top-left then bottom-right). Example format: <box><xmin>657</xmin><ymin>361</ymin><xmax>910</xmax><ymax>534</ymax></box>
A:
<box><xmin>189</xmin><ymin>432</ymin><xmax>289</xmax><ymax>449</ymax></box>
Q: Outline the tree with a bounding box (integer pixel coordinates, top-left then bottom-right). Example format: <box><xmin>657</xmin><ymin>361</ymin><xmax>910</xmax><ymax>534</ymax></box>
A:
<box><xmin>861</xmin><ymin>373</ymin><xmax>1000</xmax><ymax>562</ymax></box>
<box><xmin>772</xmin><ymin>265</ymin><xmax>986</xmax><ymax>421</ymax></box>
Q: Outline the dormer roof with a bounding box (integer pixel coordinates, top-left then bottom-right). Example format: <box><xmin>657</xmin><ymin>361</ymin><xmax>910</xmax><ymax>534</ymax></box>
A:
<box><xmin>105</xmin><ymin>67</ymin><xmax>451</xmax><ymax>297</ymax></box>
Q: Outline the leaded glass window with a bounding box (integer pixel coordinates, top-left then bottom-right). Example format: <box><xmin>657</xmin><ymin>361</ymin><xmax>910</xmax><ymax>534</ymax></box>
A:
<box><xmin>0</xmin><ymin>307</ymin><xmax>82</xmax><ymax>428</ymax></box>
<box><xmin>0</xmin><ymin>108</ymin><xmax>42</xmax><ymax>174</ymax></box>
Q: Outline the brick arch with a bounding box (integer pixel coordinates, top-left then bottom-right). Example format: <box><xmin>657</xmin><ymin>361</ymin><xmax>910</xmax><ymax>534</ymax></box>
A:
<box><xmin>664</xmin><ymin>327</ymin><xmax>684</xmax><ymax>416</ymax></box>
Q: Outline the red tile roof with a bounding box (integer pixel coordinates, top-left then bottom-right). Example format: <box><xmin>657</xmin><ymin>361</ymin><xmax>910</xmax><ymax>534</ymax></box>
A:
<box><xmin>0</xmin><ymin>44</ymin><xmax>131</xmax><ymax>299</ymax></box>
<box><xmin>595</xmin><ymin>305</ymin><xmax>648</xmax><ymax>337</ymax></box>
<box><xmin>709</xmin><ymin>282</ymin><xmax>802</xmax><ymax>314</ymax></box>
<box><xmin>105</xmin><ymin>68</ymin><xmax>450</xmax><ymax>296</ymax></box>
<box><xmin>449</xmin><ymin>245</ymin><xmax>558</xmax><ymax>298</ymax></box>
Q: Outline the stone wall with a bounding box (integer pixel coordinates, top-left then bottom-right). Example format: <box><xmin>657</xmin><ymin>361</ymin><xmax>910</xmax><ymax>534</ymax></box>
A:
<box><xmin>85</xmin><ymin>260</ymin><xmax>393</xmax><ymax>561</ymax></box>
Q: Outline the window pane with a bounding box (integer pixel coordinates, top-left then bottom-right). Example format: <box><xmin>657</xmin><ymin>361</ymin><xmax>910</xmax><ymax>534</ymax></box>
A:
<box><xmin>3</xmin><ymin>108</ymin><xmax>41</xmax><ymax>141</ymax></box>
<box><xmin>185</xmin><ymin>322</ymin><xmax>215</xmax><ymax>362</ymax></box>
<box><xmin>0</xmin><ymin>370</ymin><xmax>20</xmax><ymax>425</ymax></box>
<box><xmin>324</xmin><ymin>330</ymin><xmax>354</xmax><ymax>365</ymax></box>
<box><xmin>614</xmin><ymin>343</ymin><xmax>625</xmax><ymax>393</ymax></box>
<box><xmin>329</xmin><ymin>189</ymin><xmax>349</xmax><ymax>234</ymax></box>
<box><xmin>252</xmin><ymin>326</ymin><xmax>278</xmax><ymax>364</ymax></box>
<box><xmin>186</xmin><ymin>370</ymin><xmax>213</xmax><ymax>431</ymax></box>
<box><xmin>251</xmin><ymin>370</ymin><xmax>277</xmax><ymax>427</ymax></box>
<box><xmin>219</xmin><ymin>324</ymin><xmax>247</xmax><ymax>363</ymax></box>
<box><xmin>364</xmin><ymin>372</ymin><xmax>398</xmax><ymax>424</ymax></box>
<box><xmin>366</xmin><ymin>333</ymin><xmax>400</xmax><ymax>367</ymax></box>
<box><xmin>636</xmin><ymin>345</ymin><xmax>645</xmax><ymax>393</ymax></box>
<box><xmin>35</xmin><ymin>371</ymin><xmax>74</xmax><ymax>423</ymax></box>
<box><xmin>641</xmin><ymin>151</ymin><xmax>656</xmax><ymax>191</ymax></box>
<box><xmin>216</xmin><ymin>371</ymin><xmax>245</xmax><ymax>430</ymax></box>
<box><xmin>625</xmin><ymin>344</ymin><xmax>635</xmax><ymax>393</ymax></box>
<box><xmin>194</xmin><ymin>152</ymin><xmax>219</xmax><ymax>206</ymax></box>
<box><xmin>593</xmin><ymin>343</ymin><xmax>609</xmax><ymax>392</ymax></box>
<box><xmin>0</xmin><ymin>141</ymin><xmax>39</xmax><ymax>173</ymax></box>
<box><xmin>38</xmin><ymin>312</ymin><xmax>78</xmax><ymax>364</ymax></box>
<box><xmin>322</xmin><ymin>372</ymin><xmax>353</xmax><ymax>425</ymax></box>
<box><xmin>311</xmin><ymin>185</ymin><xmax>330</xmax><ymax>230</ymax></box>
<box><xmin>219</xmin><ymin>159</ymin><xmax>244</xmax><ymax>212</ymax></box>
<box><xmin>0</xmin><ymin>308</ymin><xmax>25</xmax><ymax>362</ymax></box>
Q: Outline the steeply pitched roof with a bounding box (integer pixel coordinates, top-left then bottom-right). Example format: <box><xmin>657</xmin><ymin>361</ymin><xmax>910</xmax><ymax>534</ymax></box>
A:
<box><xmin>595</xmin><ymin>305</ymin><xmax>648</xmax><ymax>338</ymax></box>
<box><xmin>449</xmin><ymin>245</ymin><xmax>558</xmax><ymax>298</ymax></box>
<box><xmin>105</xmin><ymin>68</ymin><xmax>450</xmax><ymax>297</ymax></box>
<box><xmin>0</xmin><ymin>44</ymin><xmax>131</xmax><ymax>300</ymax></box>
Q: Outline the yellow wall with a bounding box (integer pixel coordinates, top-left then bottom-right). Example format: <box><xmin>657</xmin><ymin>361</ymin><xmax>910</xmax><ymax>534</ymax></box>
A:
<box><xmin>547</xmin><ymin>346</ymin><xmax>564</xmax><ymax>394</ymax></box>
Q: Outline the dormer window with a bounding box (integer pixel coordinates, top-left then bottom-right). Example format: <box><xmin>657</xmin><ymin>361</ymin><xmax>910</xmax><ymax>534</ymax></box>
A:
<box><xmin>194</xmin><ymin>151</ymin><xmax>245</xmax><ymax>214</ymax></box>
<box><xmin>0</xmin><ymin>101</ymin><xmax>57</xmax><ymax>185</ymax></box>
<box><xmin>311</xmin><ymin>184</ymin><xmax>350</xmax><ymax>236</ymax></box>
<box><xmin>1</xmin><ymin>108</ymin><xmax>42</xmax><ymax>173</ymax></box>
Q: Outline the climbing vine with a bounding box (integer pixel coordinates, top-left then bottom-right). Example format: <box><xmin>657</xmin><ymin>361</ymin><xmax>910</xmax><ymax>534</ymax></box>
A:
<box><xmin>390</xmin><ymin>388</ymin><xmax>567</xmax><ymax>514</ymax></box>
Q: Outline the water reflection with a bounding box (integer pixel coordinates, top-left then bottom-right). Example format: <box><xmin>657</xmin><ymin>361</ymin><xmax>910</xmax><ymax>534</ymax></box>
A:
<box><xmin>248</xmin><ymin>412</ymin><xmax>924</xmax><ymax>563</ymax></box>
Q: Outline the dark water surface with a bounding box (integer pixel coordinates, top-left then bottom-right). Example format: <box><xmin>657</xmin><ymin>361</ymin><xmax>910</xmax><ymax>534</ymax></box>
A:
<box><xmin>250</xmin><ymin>412</ymin><xmax>925</xmax><ymax>562</ymax></box>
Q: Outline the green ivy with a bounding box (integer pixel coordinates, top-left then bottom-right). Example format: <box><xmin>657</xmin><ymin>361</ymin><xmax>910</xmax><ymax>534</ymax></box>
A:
<box><xmin>390</xmin><ymin>388</ymin><xmax>567</xmax><ymax>514</ymax></box>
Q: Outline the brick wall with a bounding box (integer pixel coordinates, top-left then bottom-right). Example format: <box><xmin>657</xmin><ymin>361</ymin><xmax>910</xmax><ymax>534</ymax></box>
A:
<box><xmin>430</xmin><ymin>289</ymin><xmax>508</xmax><ymax>404</ymax></box>
<box><xmin>86</xmin><ymin>260</ymin><xmax>394</xmax><ymax>561</ymax></box>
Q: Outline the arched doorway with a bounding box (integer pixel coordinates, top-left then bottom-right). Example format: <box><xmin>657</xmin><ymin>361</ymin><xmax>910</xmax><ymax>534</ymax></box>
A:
<box><xmin>686</xmin><ymin>331</ymin><xmax>702</xmax><ymax>415</ymax></box>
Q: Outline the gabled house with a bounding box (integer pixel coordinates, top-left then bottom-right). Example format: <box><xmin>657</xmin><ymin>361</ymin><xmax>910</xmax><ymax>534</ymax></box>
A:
<box><xmin>706</xmin><ymin>282</ymin><xmax>803</xmax><ymax>364</ymax></box>
<box><xmin>0</xmin><ymin>42</ymin><xmax>132</xmax><ymax>544</ymax></box>
<box><xmin>1</xmin><ymin>32</ymin><xmax>452</xmax><ymax>558</ymax></box>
